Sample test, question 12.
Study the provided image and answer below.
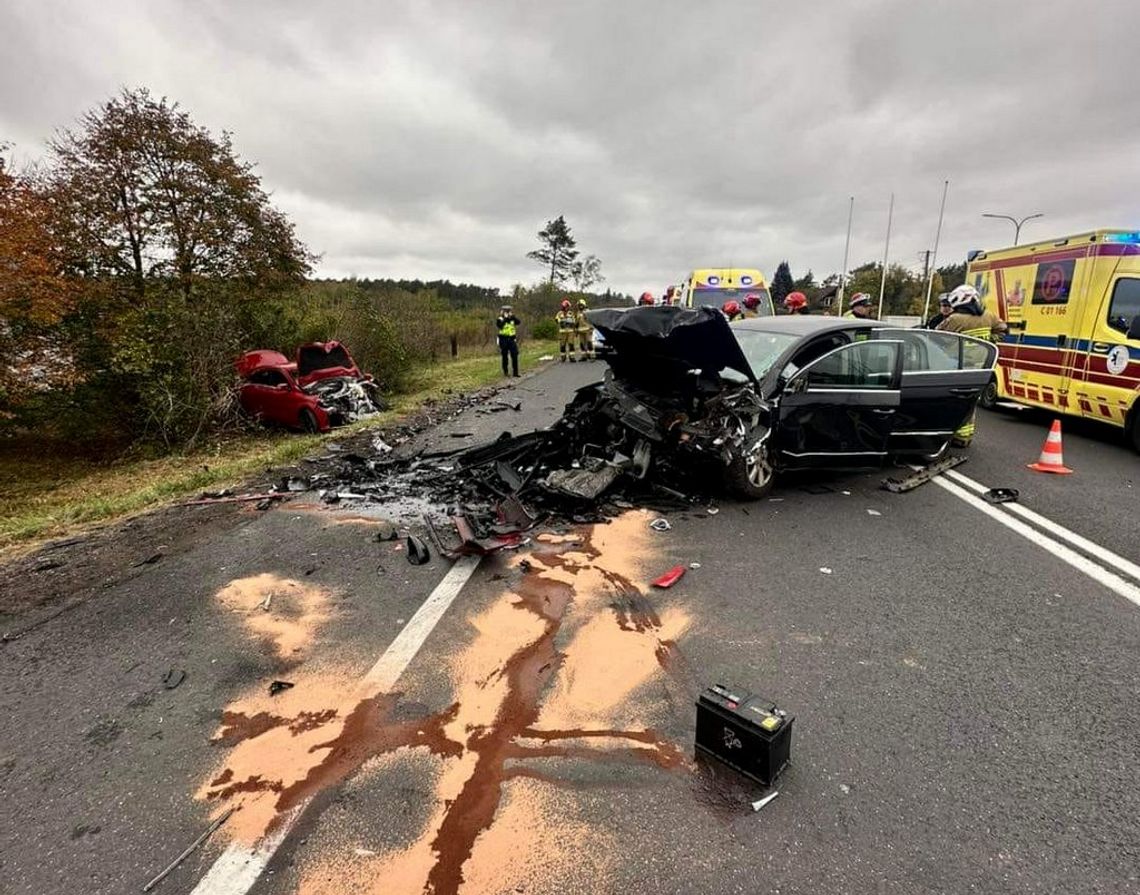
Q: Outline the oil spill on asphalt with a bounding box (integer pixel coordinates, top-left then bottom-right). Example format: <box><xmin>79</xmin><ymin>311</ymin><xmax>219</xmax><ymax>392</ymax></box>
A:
<box><xmin>198</xmin><ymin>510</ymin><xmax>694</xmax><ymax>893</ymax></box>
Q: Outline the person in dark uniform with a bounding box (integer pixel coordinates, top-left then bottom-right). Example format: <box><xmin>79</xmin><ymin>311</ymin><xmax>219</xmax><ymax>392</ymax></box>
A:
<box><xmin>496</xmin><ymin>304</ymin><xmax>521</xmax><ymax>377</ymax></box>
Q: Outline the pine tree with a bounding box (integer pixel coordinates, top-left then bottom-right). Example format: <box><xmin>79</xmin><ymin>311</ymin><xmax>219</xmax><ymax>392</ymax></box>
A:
<box><xmin>770</xmin><ymin>260</ymin><xmax>795</xmax><ymax>306</ymax></box>
<box><xmin>526</xmin><ymin>215</ymin><xmax>579</xmax><ymax>285</ymax></box>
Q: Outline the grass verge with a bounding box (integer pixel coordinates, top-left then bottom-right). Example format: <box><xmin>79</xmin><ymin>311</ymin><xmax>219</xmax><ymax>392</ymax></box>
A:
<box><xmin>0</xmin><ymin>341</ymin><xmax>557</xmax><ymax>552</ymax></box>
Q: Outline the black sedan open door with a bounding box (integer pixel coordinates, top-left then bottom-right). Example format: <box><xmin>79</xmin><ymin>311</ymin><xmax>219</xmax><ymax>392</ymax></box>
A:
<box><xmin>868</xmin><ymin>329</ymin><xmax>999</xmax><ymax>456</ymax></box>
<box><xmin>776</xmin><ymin>340</ymin><xmax>903</xmax><ymax>467</ymax></box>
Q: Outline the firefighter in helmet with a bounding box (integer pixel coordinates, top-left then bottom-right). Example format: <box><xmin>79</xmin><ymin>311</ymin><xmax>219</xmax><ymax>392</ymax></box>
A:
<box><xmin>936</xmin><ymin>284</ymin><xmax>1008</xmax><ymax>446</ymax></box>
<box><xmin>555</xmin><ymin>298</ymin><xmax>578</xmax><ymax>362</ymax></box>
<box><xmin>783</xmin><ymin>291</ymin><xmax>810</xmax><ymax>314</ymax></box>
<box><xmin>844</xmin><ymin>292</ymin><xmax>875</xmax><ymax>319</ymax></box>
<box><xmin>722</xmin><ymin>299</ymin><xmax>743</xmax><ymax>321</ymax></box>
<box><xmin>575</xmin><ymin>298</ymin><xmax>594</xmax><ymax>360</ymax></box>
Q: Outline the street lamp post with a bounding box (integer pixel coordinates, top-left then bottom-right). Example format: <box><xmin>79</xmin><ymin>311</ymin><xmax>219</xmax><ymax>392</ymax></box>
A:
<box><xmin>982</xmin><ymin>212</ymin><xmax>1044</xmax><ymax>246</ymax></box>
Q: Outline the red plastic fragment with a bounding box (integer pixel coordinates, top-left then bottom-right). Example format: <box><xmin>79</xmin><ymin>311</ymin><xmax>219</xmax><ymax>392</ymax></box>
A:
<box><xmin>652</xmin><ymin>564</ymin><xmax>686</xmax><ymax>589</ymax></box>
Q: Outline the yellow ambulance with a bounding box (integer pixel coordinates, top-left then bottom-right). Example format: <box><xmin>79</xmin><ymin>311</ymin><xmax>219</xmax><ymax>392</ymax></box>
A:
<box><xmin>676</xmin><ymin>268</ymin><xmax>775</xmax><ymax>316</ymax></box>
<box><xmin>968</xmin><ymin>229</ymin><xmax>1140</xmax><ymax>449</ymax></box>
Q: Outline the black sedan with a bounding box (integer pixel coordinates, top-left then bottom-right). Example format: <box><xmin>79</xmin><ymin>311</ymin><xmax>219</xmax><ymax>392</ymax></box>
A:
<box><xmin>571</xmin><ymin>306</ymin><xmax>998</xmax><ymax>498</ymax></box>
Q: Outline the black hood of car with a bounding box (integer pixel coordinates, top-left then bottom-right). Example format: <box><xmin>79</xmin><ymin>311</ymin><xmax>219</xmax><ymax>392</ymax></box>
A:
<box><xmin>586</xmin><ymin>306</ymin><xmax>756</xmax><ymax>383</ymax></box>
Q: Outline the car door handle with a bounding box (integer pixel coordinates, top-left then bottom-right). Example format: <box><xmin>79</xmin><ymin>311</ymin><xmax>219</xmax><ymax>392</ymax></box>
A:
<box><xmin>871</xmin><ymin>408</ymin><xmax>896</xmax><ymax>415</ymax></box>
<box><xmin>949</xmin><ymin>387</ymin><xmax>978</xmax><ymax>396</ymax></box>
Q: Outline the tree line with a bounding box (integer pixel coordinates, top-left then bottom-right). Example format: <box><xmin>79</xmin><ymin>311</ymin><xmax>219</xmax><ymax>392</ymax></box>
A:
<box><xmin>768</xmin><ymin>259</ymin><xmax>968</xmax><ymax>315</ymax></box>
<box><xmin>0</xmin><ymin>89</ymin><xmax>619</xmax><ymax>454</ymax></box>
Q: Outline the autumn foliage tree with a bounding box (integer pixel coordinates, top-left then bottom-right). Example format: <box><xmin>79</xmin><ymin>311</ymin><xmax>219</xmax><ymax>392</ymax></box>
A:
<box><xmin>0</xmin><ymin>151</ymin><xmax>80</xmax><ymax>405</ymax></box>
<box><xmin>32</xmin><ymin>88</ymin><xmax>314</xmax><ymax>445</ymax></box>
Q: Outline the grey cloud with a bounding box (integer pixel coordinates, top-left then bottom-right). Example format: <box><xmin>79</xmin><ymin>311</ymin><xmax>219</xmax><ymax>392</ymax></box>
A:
<box><xmin>2</xmin><ymin>0</ymin><xmax>1138</xmax><ymax>294</ymax></box>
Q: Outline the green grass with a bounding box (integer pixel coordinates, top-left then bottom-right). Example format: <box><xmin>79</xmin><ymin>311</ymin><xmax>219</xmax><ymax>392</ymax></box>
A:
<box><xmin>0</xmin><ymin>341</ymin><xmax>557</xmax><ymax>552</ymax></box>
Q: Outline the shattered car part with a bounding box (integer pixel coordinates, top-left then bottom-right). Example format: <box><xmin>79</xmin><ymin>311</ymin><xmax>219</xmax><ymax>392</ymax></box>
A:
<box><xmin>652</xmin><ymin>564</ymin><xmax>686</xmax><ymax>589</ymax></box>
<box><xmin>649</xmin><ymin>518</ymin><xmax>672</xmax><ymax>532</ymax></box>
<box><xmin>268</xmin><ymin>680</ymin><xmax>295</xmax><ymax>696</ymax></box>
<box><xmin>881</xmin><ymin>455</ymin><xmax>968</xmax><ymax>493</ymax></box>
<box><xmin>983</xmin><ymin>487</ymin><xmax>1019</xmax><ymax>504</ymax></box>
<box><xmin>545</xmin><ymin>465</ymin><xmax>622</xmax><ymax>500</ymax></box>
<box><xmin>405</xmin><ymin>535</ymin><xmax>431</xmax><ymax>565</ymax></box>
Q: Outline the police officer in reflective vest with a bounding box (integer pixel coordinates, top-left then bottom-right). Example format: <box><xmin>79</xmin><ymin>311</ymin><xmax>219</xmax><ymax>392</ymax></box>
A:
<box><xmin>555</xmin><ymin>299</ymin><xmax>578</xmax><ymax>362</ymax></box>
<box><xmin>496</xmin><ymin>304</ymin><xmax>521</xmax><ymax>377</ymax></box>
<box><xmin>936</xmin><ymin>284</ymin><xmax>1008</xmax><ymax>446</ymax></box>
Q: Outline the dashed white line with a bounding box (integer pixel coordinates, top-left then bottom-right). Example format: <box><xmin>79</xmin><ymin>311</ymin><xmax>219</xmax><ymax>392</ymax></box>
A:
<box><xmin>190</xmin><ymin>555</ymin><xmax>482</xmax><ymax>895</ymax></box>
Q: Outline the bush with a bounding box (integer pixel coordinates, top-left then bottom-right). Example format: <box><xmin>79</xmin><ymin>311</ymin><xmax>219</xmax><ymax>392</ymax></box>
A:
<box><xmin>531</xmin><ymin>317</ymin><xmax>558</xmax><ymax>340</ymax></box>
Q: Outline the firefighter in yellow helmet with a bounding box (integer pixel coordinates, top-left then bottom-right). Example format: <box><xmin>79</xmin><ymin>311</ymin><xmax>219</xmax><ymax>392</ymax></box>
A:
<box><xmin>936</xmin><ymin>284</ymin><xmax>1008</xmax><ymax>446</ymax></box>
<box><xmin>574</xmin><ymin>298</ymin><xmax>594</xmax><ymax>360</ymax></box>
<box><xmin>555</xmin><ymin>298</ymin><xmax>578</xmax><ymax>362</ymax></box>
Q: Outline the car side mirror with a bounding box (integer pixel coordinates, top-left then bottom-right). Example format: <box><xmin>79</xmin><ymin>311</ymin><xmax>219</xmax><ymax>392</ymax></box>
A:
<box><xmin>1127</xmin><ymin>317</ymin><xmax>1140</xmax><ymax>341</ymax></box>
<box><xmin>787</xmin><ymin>375</ymin><xmax>808</xmax><ymax>394</ymax></box>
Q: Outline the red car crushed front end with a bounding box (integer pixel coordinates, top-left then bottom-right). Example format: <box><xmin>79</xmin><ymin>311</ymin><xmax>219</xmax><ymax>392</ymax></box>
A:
<box><xmin>235</xmin><ymin>341</ymin><xmax>382</xmax><ymax>433</ymax></box>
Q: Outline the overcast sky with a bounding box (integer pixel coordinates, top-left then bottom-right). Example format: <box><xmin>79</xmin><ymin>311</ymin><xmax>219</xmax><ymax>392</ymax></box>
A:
<box><xmin>4</xmin><ymin>0</ymin><xmax>1138</xmax><ymax>296</ymax></box>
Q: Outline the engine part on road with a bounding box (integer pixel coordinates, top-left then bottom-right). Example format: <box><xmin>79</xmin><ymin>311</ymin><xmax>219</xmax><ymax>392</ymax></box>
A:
<box><xmin>881</xmin><ymin>455</ymin><xmax>968</xmax><ymax>493</ymax></box>
<box><xmin>267</xmin><ymin>680</ymin><xmax>294</xmax><ymax>696</ymax></box>
<box><xmin>406</xmin><ymin>535</ymin><xmax>431</xmax><ymax>565</ymax></box>
<box><xmin>983</xmin><ymin>487</ymin><xmax>1020</xmax><ymax>504</ymax></box>
<box><xmin>695</xmin><ymin>684</ymin><xmax>793</xmax><ymax>786</ymax></box>
<box><xmin>652</xmin><ymin>564</ymin><xmax>686</xmax><ymax>588</ymax></box>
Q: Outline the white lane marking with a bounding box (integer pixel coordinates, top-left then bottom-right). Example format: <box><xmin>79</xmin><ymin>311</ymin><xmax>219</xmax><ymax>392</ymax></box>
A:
<box><xmin>190</xmin><ymin>555</ymin><xmax>482</xmax><ymax>895</ymax></box>
<box><xmin>944</xmin><ymin>469</ymin><xmax>1140</xmax><ymax>584</ymax></box>
<box><xmin>361</xmin><ymin>555</ymin><xmax>482</xmax><ymax>691</ymax></box>
<box><xmin>930</xmin><ymin>475</ymin><xmax>1140</xmax><ymax>609</ymax></box>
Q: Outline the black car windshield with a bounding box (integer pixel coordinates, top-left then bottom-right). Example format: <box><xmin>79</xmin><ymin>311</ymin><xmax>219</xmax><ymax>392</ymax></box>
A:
<box><xmin>723</xmin><ymin>329</ymin><xmax>801</xmax><ymax>382</ymax></box>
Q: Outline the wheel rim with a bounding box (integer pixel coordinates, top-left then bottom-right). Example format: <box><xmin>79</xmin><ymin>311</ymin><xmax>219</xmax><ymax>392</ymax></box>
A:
<box><xmin>745</xmin><ymin>443</ymin><xmax>772</xmax><ymax>488</ymax></box>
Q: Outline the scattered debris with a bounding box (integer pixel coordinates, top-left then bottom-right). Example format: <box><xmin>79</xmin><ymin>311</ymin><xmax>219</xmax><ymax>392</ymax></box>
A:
<box><xmin>32</xmin><ymin>559</ymin><xmax>65</xmax><ymax>573</ymax></box>
<box><xmin>751</xmin><ymin>791</ymin><xmax>779</xmax><ymax>812</ymax></box>
<box><xmin>268</xmin><ymin>680</ymin><xmax>295</xmax><ymax>696</ymax></box>
<box><xmin>866</xmin><ymin>509</ymin><xmax>882</xmax><ymax>516</ymax></box>
<box><xmin>696</xmin><ymin>685</ymin><xmax>793</xmax><ymax>785</ymax></box>
<box><xmin>649</xmin><ymin>518</ymin><xmax>672</xmax><ymax>532</ymax></box>
<box><xmin>177</xmin><ymin>493</ymin><xmax>286</xmax><ymax>507</ymax></box>
<box><xmin>707</xmin><ymin>507</ymin><xmax>720</xmax><ymax>516</ymax></box>
<box><xmin>142</xmin><ymin>806</ymin><xmax>236</xmax><ymax>892</ymax></box>
<box><xmin>161</xmin><ymin>669</ymin><xmax>186</xmax><ymax>690</ymax></box>
<box><xmin>652</xmin><ymin>565</ymin><xmax>686</xmax><ymax>589</ymax></box>
<box><xmin>881</xmin><ymin>455</ymin><xmax>967</xmax><ymax>493</ymax></box>
<box><xmin>374</xmin><ymin>524</ymin><xmax>399</xmax><ymax>542</ymax></box>
<box><xmin>839</xmin><ymin>783</ymin><xmax>851</xmax><ymax>794</ymax></box>
<box><xmin>689</xmin><ymin>562</ymin><xmax>701</xmax><ymax>570</ymax></box>
<box><xmin>983</xmin><ymin>487</ymin><xmax>1019</xmax><ymax>504</ymax></box>
<box><xmin>406</xmin><ymin>535</ymin><xmax>431</xmax><ymax>565</ymax></box>
<box><xmin>537</xmin><ymin>354</ymin><xmax>555</xmax><ymax>361</ymax></box>
<box><xmin>260</xmin><ymin>593</ymin><xmax>272</xmax><ymax>611</ymax></box>
<box><xmin>133</xmin><ymin>553</ymin><xmax>164</xmax><ymax>567</ymax></box>
<box><xmin>819</xmin><ymin>567</ymin><xmax>832</xmax><ymax>575</ymax></box>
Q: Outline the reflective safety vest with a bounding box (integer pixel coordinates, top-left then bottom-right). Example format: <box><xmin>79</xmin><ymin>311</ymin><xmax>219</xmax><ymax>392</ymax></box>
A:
<box><xmin>556</xmin><ymin>311</ymin><xmax>577</xmax><ymax>331</ymax></box>
<box><xmin>574</xmin><ymin>308</ymin><xmax>590</xmax><ymax>331</ymax></box>
<box><xmin>497</xmin><ymin>316</ymin><xmax>518</xmax><ymax>338</ymax></box>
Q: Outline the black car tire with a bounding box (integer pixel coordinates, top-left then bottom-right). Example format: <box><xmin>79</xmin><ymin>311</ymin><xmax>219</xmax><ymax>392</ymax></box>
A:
<box><xmin>299</xmin><ymin>408</ymin><xmax>320</xmax><ymax>433</ymax></box>
<box><xmin>978</xmin><ymin>376</ymin><xmax>999</xmax><ymax>410</ymax></box>
<box><xmin>1127</xmin><ymin>407</ymin><xmax>1140</xmax><ymax>454</ymax></box>
<box><xmin>725</xmin><ymin>431</ymin><xmax>775</xmax><ymax>499</ymax></box>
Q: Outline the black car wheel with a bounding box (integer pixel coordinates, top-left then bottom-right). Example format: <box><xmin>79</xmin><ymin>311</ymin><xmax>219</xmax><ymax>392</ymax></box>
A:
<box><xmin>299</xmin><ymin>408</ymin><xmax>320</xmax><ymax>433</ymax></box>
<box><xmin>726</xmin><ymin>430</ymin><xmax>774</xmax><ymax>499</ymax></box>
<box><xmin>978</xmin><ymin>376</ymin><xmax>999</xmax><ymax>410</ymax></box>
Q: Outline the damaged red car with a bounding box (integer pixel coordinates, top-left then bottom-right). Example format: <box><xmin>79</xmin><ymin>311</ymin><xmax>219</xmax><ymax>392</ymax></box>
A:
<box><xmin>235</xmin><ymin>341</ymin><xmax>383</xmax><ymax>433</ymax></box>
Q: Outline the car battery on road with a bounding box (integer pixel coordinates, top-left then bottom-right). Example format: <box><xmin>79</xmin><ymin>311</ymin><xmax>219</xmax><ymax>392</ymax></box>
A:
<box><xmin>695</xmin><ymin>684</ymin><xmax>793</xmax><ymax>785</ymax></box>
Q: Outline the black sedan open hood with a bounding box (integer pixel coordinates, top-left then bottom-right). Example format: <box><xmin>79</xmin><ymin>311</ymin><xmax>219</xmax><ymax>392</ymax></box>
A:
<box><xmin>587</xmin><ymin>306</ymin><xmax>756</xmax><ymax>383</ymax></box>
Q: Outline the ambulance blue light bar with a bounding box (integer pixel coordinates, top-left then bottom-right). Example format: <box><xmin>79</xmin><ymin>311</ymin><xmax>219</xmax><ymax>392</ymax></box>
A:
<box><xmin>1104</xmin><ymin>231</ymin><xmax>1140</xmax><ymax>243</ymax></box>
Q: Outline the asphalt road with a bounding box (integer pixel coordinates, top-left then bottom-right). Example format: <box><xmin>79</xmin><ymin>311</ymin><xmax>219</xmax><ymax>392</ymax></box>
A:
<box><xmin>2</xmin><ymin>359</ymin><xmax>1139</xmax><ymax>895</ymax></box>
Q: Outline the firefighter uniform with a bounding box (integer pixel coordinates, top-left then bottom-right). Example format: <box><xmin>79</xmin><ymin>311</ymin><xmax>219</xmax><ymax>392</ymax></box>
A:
<box><xmin>937</xmin><ymin>308</ymin><xmax>1006</xmax><ymax>444</ymax></box>
<box><xmin>575</xmin><ymin>301</ymin><xmax>593</xmax><ymax>360</ymax></box>
<box><xmin>556</xmin><ymin>307</ymin><xmax>578</xmax><ymax>361</ymax></box>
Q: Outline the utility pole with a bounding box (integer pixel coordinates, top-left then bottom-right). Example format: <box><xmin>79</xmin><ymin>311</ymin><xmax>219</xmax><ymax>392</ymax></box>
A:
<box><xmin>922</xmin><ymin>180</ymin><xmax>950</xmax><ymax>321</ymax></box>
<box><xmin>919</xmin><ymin>249</ymin><xmax>931</xmax><ymax>286</ymax></box>
<box><xmin>876</xmin><ymin>193</ymin><xmax>894</xmax><ymax>321</ymax></box>
<box><xmin>837</xmin><ymin>196</ymin><xmax>854</xmax><ymax>316</ymax></box>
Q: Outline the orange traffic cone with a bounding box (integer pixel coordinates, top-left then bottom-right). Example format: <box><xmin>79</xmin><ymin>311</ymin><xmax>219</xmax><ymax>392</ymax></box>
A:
<box><xmin>1027</xmin><ymin>420</ymin><xmax>1073</xmax><ymax>475</ymax></box>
